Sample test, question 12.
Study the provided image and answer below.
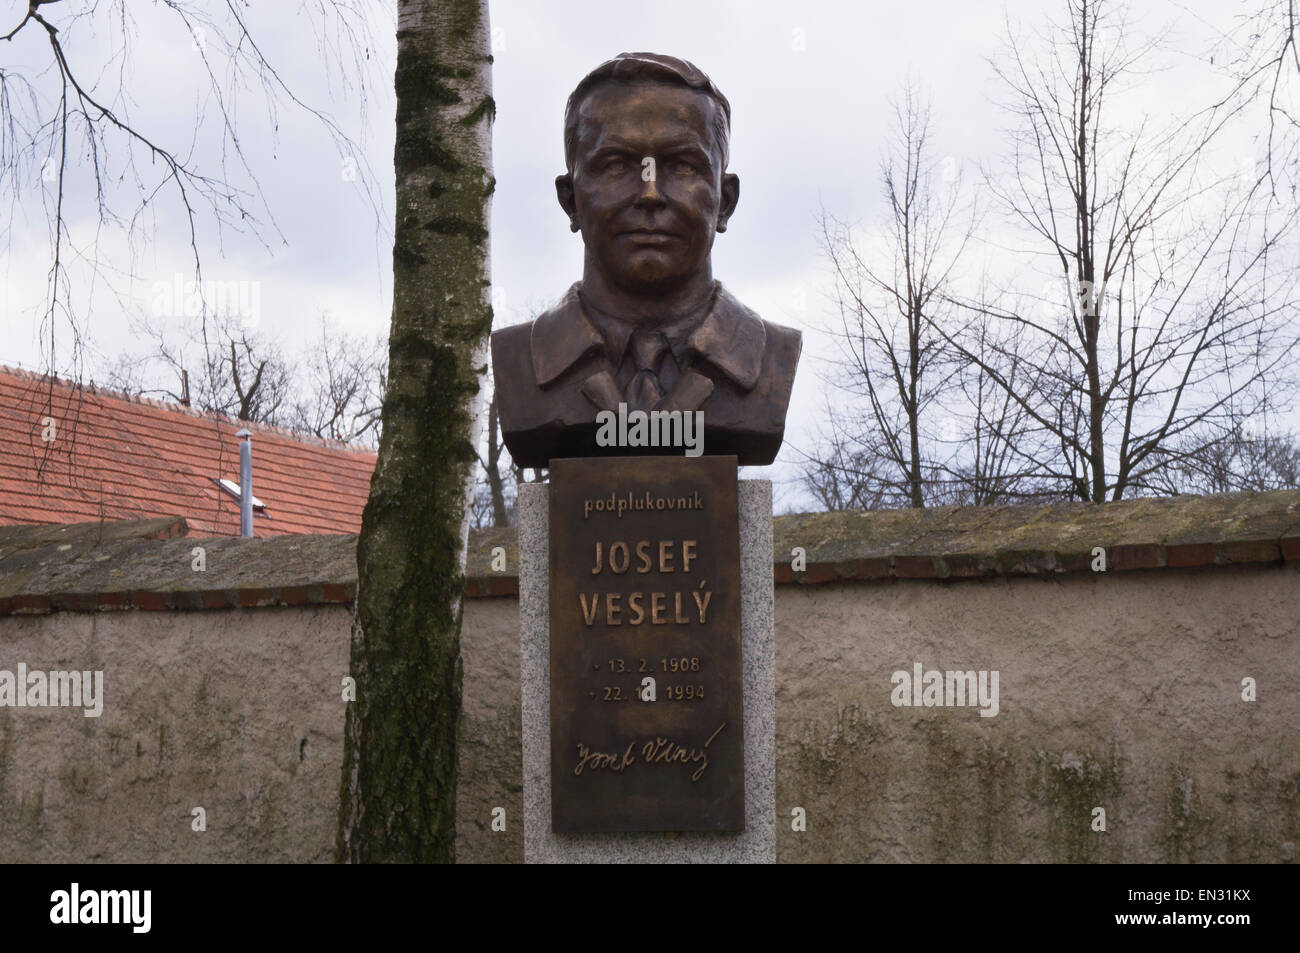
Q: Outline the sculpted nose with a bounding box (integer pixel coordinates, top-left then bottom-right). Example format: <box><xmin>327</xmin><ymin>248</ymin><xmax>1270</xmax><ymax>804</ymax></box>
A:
<box><xmin>635</xmin><ymin>171</ymin><xmax>666</xmax><ymax>210</ymax></box>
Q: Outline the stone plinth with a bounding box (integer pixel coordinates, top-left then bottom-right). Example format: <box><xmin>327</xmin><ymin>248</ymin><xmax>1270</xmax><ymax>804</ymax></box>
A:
<box><xmin>518</xmin><ymin>480</ymin><xmax>775</xmax><ymax>863</ymax></box>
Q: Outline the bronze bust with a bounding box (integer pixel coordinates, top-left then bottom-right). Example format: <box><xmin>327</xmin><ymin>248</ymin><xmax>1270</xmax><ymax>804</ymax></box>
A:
<box><xmin>491</xmin><ymin>52</ymin><xmax>801</xmax><ymax>468</ymax></box>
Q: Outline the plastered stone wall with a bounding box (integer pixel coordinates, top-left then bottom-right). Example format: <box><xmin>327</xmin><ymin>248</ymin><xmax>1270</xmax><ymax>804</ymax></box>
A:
<box><xmin>0</xmin><ymin>608</ymin><xmax>347</xmax><ymax>862</ymax></box>
<box><xmin>1</xmin><ymin>562</ymin><xmax>1296</xmax><ymax>863</ymax></box>
<box><xmin>775</xmin><ymin>565</ymin><xmax>1300</xmax><ymax>863</ymax></box>
<box><xmin>0</xmin><ymin>602</ymin><xmax>523</xmax><ymax>864</ymax></box>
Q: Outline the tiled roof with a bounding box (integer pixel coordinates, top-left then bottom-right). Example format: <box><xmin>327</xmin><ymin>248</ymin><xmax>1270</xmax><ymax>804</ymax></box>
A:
<box><xmin>0</xmin><ymin>366</ymin><xmax>376</xmax><ymax>537</ymax></box>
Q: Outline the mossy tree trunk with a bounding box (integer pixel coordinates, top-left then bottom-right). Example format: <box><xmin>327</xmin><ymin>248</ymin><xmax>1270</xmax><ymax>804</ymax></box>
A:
<box><xmin>337</xmin><ymin>0</ymin><xmax>494</xmax><ymax>864</ymax></box>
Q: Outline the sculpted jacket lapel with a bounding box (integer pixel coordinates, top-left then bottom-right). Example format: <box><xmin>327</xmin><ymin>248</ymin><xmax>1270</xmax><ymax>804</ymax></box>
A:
<box><xmin>582</xmin><ymin>366</ymin><xmax>711</xmax><ymax>414</ymax></box>
<box><xmin>657</xmin><ymin>369</ymin><xmax>714</xmax><ymax>412</ymax></box>
<box><xmin>530</xmin><ymin>283</ymin><xmax>603</xmax><ymax>389</ymax></box>
<box><xmin>685</xmin><ymin>289</ymin><xmax>766</xmax><ymax>392</ymax></box>
<box><xmin>529</xmin><ymin>281</ymin><xmax>767</xmax><ymax>416</ymax></box>
<box><xmin>527</xmin><ymin>283</ymin><xmax>618</xmax><ymax>414</ymax></box>
<box><xmin>579</xmin><ymin>370</ymin><xmax>622</xmax><ymax>413</ymax></box>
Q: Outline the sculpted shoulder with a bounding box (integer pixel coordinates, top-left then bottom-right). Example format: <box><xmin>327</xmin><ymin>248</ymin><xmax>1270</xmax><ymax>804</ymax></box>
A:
<box><xmin>489</xmin><ymin>320</ymin><xmax>541</xmax><ymax>428</ymax></box>
<box><xmin>761</xmin><ymin>317</ymin><xmax>802</xmax><ymax>382</ymax></box>
<box><xmin>698</xmin><ymin>286</ymin><xmax>801</xmax><ymax>432</ymax></box>
<box><xmin>489</xmin><ymin>319</ymin><xmax>532</xmax><ymax>362</ymax></box>
<box><xmin>711</xmin><ymin>285</ymin><xmax>802</xmax><ymax>361</ymax></box>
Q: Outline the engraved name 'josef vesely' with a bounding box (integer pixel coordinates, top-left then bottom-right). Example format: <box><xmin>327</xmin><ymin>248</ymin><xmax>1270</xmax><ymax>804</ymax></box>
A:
<box><xmin>580</xmin><ymin>538</ymin><xmax>712</xmax><ymax>626</ymax></box>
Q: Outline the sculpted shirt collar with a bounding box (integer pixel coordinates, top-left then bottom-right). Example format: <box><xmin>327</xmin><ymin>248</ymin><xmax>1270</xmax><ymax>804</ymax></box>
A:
<box><xmin>579</xmin><ymin>291</ymin><xmax>705</xmax><ymax>369</ymax></box>
<box><xmin>530</xmin><ymin>280</ymin><xmax>766</xmax><ymax>391</ymax></box>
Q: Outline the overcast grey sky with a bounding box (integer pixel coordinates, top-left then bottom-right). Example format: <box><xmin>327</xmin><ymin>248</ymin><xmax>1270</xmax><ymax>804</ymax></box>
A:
<box><xmin>0</xmin><ymin>0</ymin><xmax>1284</xmax><ymax>509</ymax></box>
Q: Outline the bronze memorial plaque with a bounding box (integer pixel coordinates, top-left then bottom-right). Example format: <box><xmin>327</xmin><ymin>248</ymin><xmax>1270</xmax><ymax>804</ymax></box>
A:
<box><xmin>548</xmin><ymin>455</ymin><xmax>744</xmax><ymax>832</ymax></box>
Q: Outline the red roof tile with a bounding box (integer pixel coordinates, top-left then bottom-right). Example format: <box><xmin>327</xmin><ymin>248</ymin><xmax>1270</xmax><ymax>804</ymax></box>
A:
<box><xmin>0</xmin><ymin>366</ymin><xmax>376</xmax><ymax>536</ymax></box>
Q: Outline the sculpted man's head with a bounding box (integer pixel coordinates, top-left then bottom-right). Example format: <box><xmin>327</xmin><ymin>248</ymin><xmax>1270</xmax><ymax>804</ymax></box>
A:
<box><xmin>489</xmin><ymin>52</ymin><xmax>801</xmax><ymax>469</ymax></box>
<box><xmin>555</xmin><ymin>53</ymin><xmax>740</xmax><ymax>308</ymax></box>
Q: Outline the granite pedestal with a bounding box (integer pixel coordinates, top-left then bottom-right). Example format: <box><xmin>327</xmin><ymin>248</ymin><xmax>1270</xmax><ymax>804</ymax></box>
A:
<box><xmin>517</xmin><ymin>480</ymin><xmax>775</xmax><ymax>863</ymax></box>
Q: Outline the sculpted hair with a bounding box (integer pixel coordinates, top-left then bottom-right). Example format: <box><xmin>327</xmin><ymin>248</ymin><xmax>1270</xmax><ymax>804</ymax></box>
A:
<box><xmin>563</xmin><ymin>52</ymin><xmax>732</xmax><ymax>173</ymax></box>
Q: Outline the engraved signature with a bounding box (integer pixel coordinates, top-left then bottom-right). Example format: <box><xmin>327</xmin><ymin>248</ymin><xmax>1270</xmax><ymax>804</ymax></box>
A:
<box><xmin>573</xmin><ymin>723</ymin><xmax>727</xmax><ymax>783</ymax></box>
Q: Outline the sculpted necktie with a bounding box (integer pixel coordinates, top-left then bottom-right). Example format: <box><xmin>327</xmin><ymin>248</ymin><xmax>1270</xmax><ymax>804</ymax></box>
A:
<box><xmin>625</xmin><ymin>329</ymin><xmax>669</xmax><ymax>412</ymax></box>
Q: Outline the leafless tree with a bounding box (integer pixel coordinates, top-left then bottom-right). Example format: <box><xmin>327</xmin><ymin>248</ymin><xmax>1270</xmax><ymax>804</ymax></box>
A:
<box><xmin>290</xmin><ymin>319</ymin><xmax>387</xmax><ymax>446</ymax></box>
<box><xmin>796</xmin><ymin>405</ymin><xmax>896</xmax><ymax>512</ymax></box>
<box><xmin>5</xmin><ymin>0</ymin><xmax>492</xmax><ymax>866</ymax></box>
<box><xmin>104</xmin><ymin>312</ymin><xmax>386</xmax><ymax>445</ymax></box>
<box><xmin>473</xmin><ymin>392</ymin><xmax>511</xmax><ymax>528</ymax></box>
<box><xmin>338</xmin><ymin>0</ymin><xmax>494</xmax><ymax>864</ymax></box>
<box><xmin>930</xmin><ymin>295</ymin><xmax>1067</xmax><ymax>505</ymax></box>
<box><xmin>467</xmin><ymin>387</ymin><xmax>554</xmax><ymax>529</ymax></box>
<box><xmin>1216</xmin><ymin>0</ymin><xmax>1300</xmax><ymax>194</ymax></box>
<box><xmin>809</xmin><ymin>83</ymin><xmax>974</xmax><ymax>508</ymax></box>
<box><xmin>0</xmin><ymin>0</ymin><xmax>386</xmax><ymax>417</ymax></box>
<box><xmin>935</xmin><ymin>0</ymin><xmax>1300</xmax><ymax>502</ymax></box>
<box><xmin>1154</xmin><ymin>425</ymin><xmax>1300</xmax><ymax>494</ymax></box>
<box><xmin>104</xmin><ymin>311</ymin><xmax>293</xmax><ymax>424</ymax></box>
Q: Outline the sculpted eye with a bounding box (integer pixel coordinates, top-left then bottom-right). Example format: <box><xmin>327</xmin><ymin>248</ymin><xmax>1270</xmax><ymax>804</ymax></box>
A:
<box><xmin>671</xmin><ymin>160</ymin><xmax>697</xmax><ymax>174</ymax></box>
<box><xmin>603</xmin><ymin>159</ymin><xmax>629</xmax><ymax>175</ymax></box>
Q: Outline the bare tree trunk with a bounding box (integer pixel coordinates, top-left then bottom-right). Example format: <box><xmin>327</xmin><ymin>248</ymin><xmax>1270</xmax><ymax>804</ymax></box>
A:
<box><xmin>907</xmin><ymin>296</ymin><xmax>924</xmax><ymax>508</ymax></box>
<box><xmin>485</xmin><ymin>394</ymin><xmax>509</xmax><ymax>527</ymax></box>
<box><xmin>337</xmin><ymin>0</ymin><xmax>494</xmax><ymax>864</ymax></box>
<box><xmin>1076</xmin><ymin>0</ymin><xmax>1103</xmax><ymax>501</ymax></box>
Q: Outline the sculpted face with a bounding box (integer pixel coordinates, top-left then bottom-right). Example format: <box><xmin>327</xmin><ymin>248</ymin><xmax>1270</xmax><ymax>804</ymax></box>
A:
<box><xmin>557</xmin><ymin>83</ymin><xmax>740</xmax><ymax>295</ymax></box>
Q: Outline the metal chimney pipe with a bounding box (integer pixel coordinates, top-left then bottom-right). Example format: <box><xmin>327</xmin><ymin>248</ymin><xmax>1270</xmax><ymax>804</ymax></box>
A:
<box><xmin>237</xmin><ymin>428</ymin><xmax>253</xmax><ymax>537</ymax></box>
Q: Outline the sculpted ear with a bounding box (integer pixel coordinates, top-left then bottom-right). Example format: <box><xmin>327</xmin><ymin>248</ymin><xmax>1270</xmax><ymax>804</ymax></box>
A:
<box><xmin>716</xmin><ymin>173</ymin><xmax>740</xmax><ymax>233</ymax></box>
<box><xmin>556</xmin><ymin>173</ymin><xmax>580</xmax><ymax>232</ymax></box>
